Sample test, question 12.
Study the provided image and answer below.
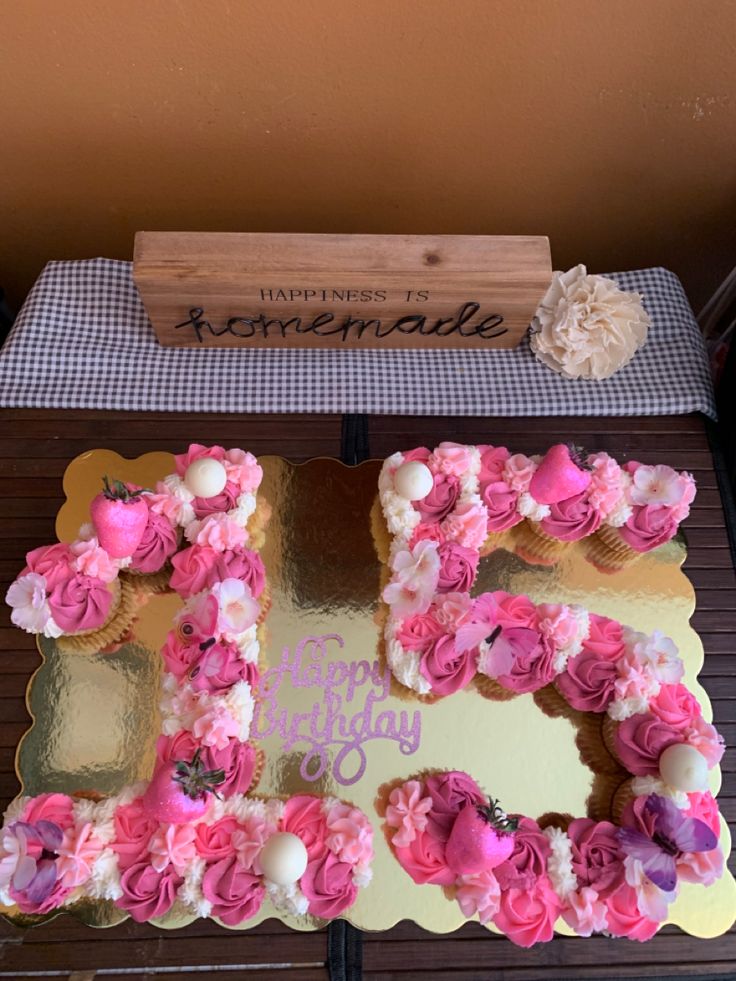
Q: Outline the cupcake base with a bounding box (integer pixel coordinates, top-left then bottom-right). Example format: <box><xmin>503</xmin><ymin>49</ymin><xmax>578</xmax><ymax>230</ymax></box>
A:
<box><xmin>56</xmin><ymin>577</ymin><xmax>147</xmax><ymax>655</ymax></box>
<box><xmin>474</xmin><ymin>673</ymin><xmax>517</xmax><ymax>701</ymax></box>
<box><xmin>585</xmin><ymin>526</ymin><xmax>641</xmax><ymax>573</ymax></box>
<box><xmin>512</xmin><ymin>521</ymin><xmax>569</xmax><ymax>566</ymax></box>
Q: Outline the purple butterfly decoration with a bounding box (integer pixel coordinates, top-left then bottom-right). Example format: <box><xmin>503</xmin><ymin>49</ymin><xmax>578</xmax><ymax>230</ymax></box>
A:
<box><xmin>617</xmin><ymin>794</ymin><xmax>717</xmax><ymax>892</ymax></box>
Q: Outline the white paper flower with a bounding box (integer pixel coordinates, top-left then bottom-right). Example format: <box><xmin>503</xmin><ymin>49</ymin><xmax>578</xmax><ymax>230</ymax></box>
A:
<box><xmin>530</xmin><ymin>265</ymin><xmax>649</xmax><ymax>380</ymax></box>
<box><xmin>212</xmin><ymin>578</ymin><xmax>260</xmax><ymax>636</ymax></box>
<box><xmin>6</xmin><ymin>573</ymin><xmax>61</xmax><ymax>637</ymax></box>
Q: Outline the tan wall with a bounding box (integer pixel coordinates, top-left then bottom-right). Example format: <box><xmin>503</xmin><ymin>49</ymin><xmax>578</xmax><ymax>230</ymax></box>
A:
<box><xmin>1</xmin><ymin>0</ymin><xmax>734</xmax><ymax>311</ymax></box>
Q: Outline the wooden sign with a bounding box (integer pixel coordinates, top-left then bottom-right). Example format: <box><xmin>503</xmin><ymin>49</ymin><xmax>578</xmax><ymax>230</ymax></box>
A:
<box><xmin>133</xmin><ymin>232</ymin><xmax>552</xmax><ymax>349</ymax></box>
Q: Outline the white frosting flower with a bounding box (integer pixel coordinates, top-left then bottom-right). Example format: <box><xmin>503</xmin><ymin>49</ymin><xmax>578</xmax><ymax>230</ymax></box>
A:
<box><xmin>6</xmin><ymin>573</ymin><xmax>61</xmax><ymax>637</ymax></box>
<box><xmin>530</xmin><ymin>265</ymin><xmax>650</xmax><ymax>381</ymax></box>
<box><xmin>386</xmin><ymin>636</ymin><xmax>431</xmax><ymax>695</ymax></box>
<box><xmin>266</xmin><ymin>880</ymin><xmax>309</xmax><ymax>916</ymax></box>
<box><xmin>629</xmin><ymin>465</ymin><xmax>684</xmax><ymax>507</ymax></box>
<box><xmin>180</xmin><ymin>855</ymin><xmax>211</xmax><ymax>917</ymax></box>
<box><xmin>517</xmin><ymin>492</ymin><xmax>551</xmax><ymax>523</ymax></box>
<box><xmin>631</xmin><ymin>776</ymin><xmax>689</xmax><ymax>809</ymax></box>
<box><xmin>86</xmin><ymin>848</ymin><xmax>122</xmax><ymax>901</ymax></box>
<box><xmin>544</xmin><ymin>826</ymin><xmax>578</xmax><ymax>897</ymax></box>
<box><xmin>224</xmin><ymin>680</ymin><xmax>255</xmax><ymax>741</ymax></box>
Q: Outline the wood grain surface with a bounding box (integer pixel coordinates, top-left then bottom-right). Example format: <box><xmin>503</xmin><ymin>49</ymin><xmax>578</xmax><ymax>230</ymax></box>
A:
<box><xmin>133</xmin><ymin>232</ymin><xmax>551</xmax><ymax>349</ymax></box>
<box><xmin>0</xmin><ymin>409</ymin><xmax>733</xmax><ymax>981</ymax></box>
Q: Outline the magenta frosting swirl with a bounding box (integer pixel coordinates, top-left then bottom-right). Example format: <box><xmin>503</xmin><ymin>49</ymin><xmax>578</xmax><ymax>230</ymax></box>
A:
<box><xmin>192</xmin><ymin>480</ymin><xmax>240</xmax><ymax>520</ymax></box>
<box><xmin>436</xmin><ymin>542</ymin><xmax>478</xmax><ymax>593</ymax></box>
<box><xmin>619</xmin><ymin>504</ymin><xmax>678</xmax><ymax>552</ymax></box>
<box><xmin>556</xmin><ymin>615</ymin><xmax>624</xmax><ymax>713</ymax></box>
<box><xmin>566</xmin><ymin>818</ymin><xmax>624</xmax><ymax>897</ymax></box>
<box><xmin>414</xmin><ymin>473</ymin><xmax>460</xmax><ymax>523</ymax></box>
<box><xmin>301</xmin><ymin>850</ymin><xmax>357</xmax><ymax>917</ymax></box>
<box><xmin>480</xmin><ymin>480</ymin><xmax>523</xmax><ymax>532</ymax></box>
<box><xmin>494</xmin><ymin>816</ymin><xmax>550</xmax><ymax>890</ymax></box>
<box><xmin>116</xmin><ymin>862</ymin><xmax>182</xmax><ymax>922</ymax></box>
<box><xmin>423</xmin><ymin>771</ymin><xmax>486</xmax><ymax>842</ymax></box>
<box><xmin>213</xmin><ymin>547</ymin><xmax>265</xmax><ymax>598</ymax></box>
<box><xmin>495</xmin><ymin>630</ymin><xmax>556</xmax><ymax>694</ymax></box>
<box><xmin>614</xmin><ymin>712</ymin><xmax>684</xmax><ymax>776</ymax></box>
<box><xmin>47</xmin><ymin>572</ymin><xmax>113</xmax><ymax>632</ymax></box>
<box><xmin>201</xmin><ymin>854</ymin><xmax>265</xmax><ymax>925</ymax></box>
<box><xmin>131</xmin><ymin>511</ymin><xmax>179</xmax><ymax>573</ymax></box>
<box><xmin>396</xmin><ymin>612</ymin><xmax>445</xmax><ymax>653</ymax></box>
<box><xmin>22</xmin><ymin>543</ymin><xmax>74</xmax><ymax>589</ymax></box>
<box><xmin>170</xmin><ymin>545</ymin><xmax>219</xmax><ymax>597</ymax></box>
<box><xmin>420</xmin><ymin>633</ymin><xmax>478</xmax><ymax>696</ymax></box>
<box><xmin>539</xmin><ymin>490</ymin><xmax>602</xmax><ymax>542</ymax></box>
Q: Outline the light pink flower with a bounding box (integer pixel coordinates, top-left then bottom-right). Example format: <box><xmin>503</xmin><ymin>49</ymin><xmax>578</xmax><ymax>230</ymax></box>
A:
<box><xmin>685</xmin><ymin>716</ymin><xmax>725</xmax><ymax>768</ymax></box>
<box><xmin>224</xmin><ymin>448</ymin><xmax>264</xmax><ymax>493</ymax></box>
<box><xmin>613</xmin><ymin>650</ymin><xmax>659</xmax><ymax>709</ymax></box>
<box><xmin>192</xmin><ymin>703</ymin><xmax>240</xmax><ymax>750</ymax></box>
<box><xmin>382</xmin><ymin>541</ymin><xmax>440</xmax><ymax>617</ymax></box>
<box><xmin>629</xmin><ymin>465</ymin><xmax>684</xmax><ymax>507</ymax></box>
<box><xmin>212</xmin><ymin>578</ymin><xmax>260</xmax><ymax>636</ymax></box>
<box><xmin>562</xmin><ymin>886</ymin><xmax>608</xmax><ymax>936</ymax></box>
<box><xmin>587</xmin><ymin>453</ymin><xmax>625</xmax><ymax>519</ymax></box>
<box><xmin>56</xmin><ymin>822</ymin><xmax>104</xmax><ymax>889</ymax></box>
<box><xmin>440</xmin><ymin>502</ymin><xmax>488</xmax><ymax>550</ymax></box>
<box><xmin>6</xmin><ymin>573</ymin><xmax>58</xmax><ymax>636</ymax></box>
<box><xmin>428</xmin><ymin>442</ymin><xmax>474</xmax><ymax>477</ymax></box>
<box><xmin>670</xmin><ymin>473</ymin><xmax>696</xmax><ymax>523</ymax></box>
<box><xmin>432</xmin><ymin>592</ymin><xmax>473</xmax><ymax>631</ymax></box>
<box><xmin>231</xmin><ymin>813</ymin><xmax>273</xmax><ymax>873</ymax></box>
<box><xmin>386</xmin><ymin>781</ymin><xmax>433</xmax><ymax>848</ymax></box>
<box><xmin>455</xmin><ymin>869</ymin><xmax>501</xmax><ymax>924</ymax></box>
<box><xmin>146</xmin><ymin>481</ymin><xmax>191</xmax><ymax>526</ymax></box>
<box><xmin>325</xmin><ymin>802</ymin><xmax>374</xmax><ymax>866</ymax></box>
<box><xmin>623</xmin><ymin>856</ymin><xmax>675</xmax><ymax>922</ymax></box>
<box><xmin>70</xmin><ymin>538</ymin><xmax>119</xmax><ymax>583</ymax></box>
<box><xmin>632</xmin><ymin>631</ymin><xmax>683</xmax><ymax>685</ymax></box>
<box><xmin>537</xmin><ymin>604</ymin><xmax>581</xmax><ymax>650</ymax></box>
<box><xmin>676</xmin><ymin>843</ymin><xmax>724</xmax><ymax>886</ymax></box>
<box><xmin>149</xmin><ymin>823</ymin><xmax>198</xmax><ymax>875</ymax></box>
<box><xmin>191</xmin><ymin>514</ymin><xmax>248</xmax><ymax>552</ymax></box>
<box><xmin>503</xmin><ymin>453</ymin><xmax>536</xmax><ymax>494</ymax></box>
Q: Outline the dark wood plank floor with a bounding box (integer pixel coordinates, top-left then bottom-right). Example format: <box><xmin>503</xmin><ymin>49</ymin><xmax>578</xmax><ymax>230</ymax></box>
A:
<box><xmin>0</xmin><ymin>409</ymin><xmax>733</xmax><ymax>980</ymax></box>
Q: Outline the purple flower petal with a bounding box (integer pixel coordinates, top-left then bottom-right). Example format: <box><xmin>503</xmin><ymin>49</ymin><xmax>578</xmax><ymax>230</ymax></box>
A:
<box><xmin>641</xmin><ymin>851</ymin><xmax>678</xmax><ymax>892</ymax></box>
<box><xmin>35</xmin><ymin>820</ymin><xmax>63</xmax><ymax>851</ymax></box>
<box><xmin>24</xmin><ymin>858</ymin><xmax>57</xmax><ymax>904</ymax></box>
<box><xmin>12</xmin><ymin>854</ymin><xmax>37</xmax><ymax>891</ymax></box>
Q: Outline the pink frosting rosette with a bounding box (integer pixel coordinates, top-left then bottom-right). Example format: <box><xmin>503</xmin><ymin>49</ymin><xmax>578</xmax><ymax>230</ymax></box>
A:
<box><xmin>112</xmin><ymin>797</ymin><xmax>160</xmax><ymax>870</ymax></box>
<box><xmin>213</xmin><ymin>547</ymin><xmax>266</xmax><ymax>598</ymax></box>
<box><xmin>174</xmin><ymin>443</ymin><xmax>226</xmax><ymax>476</ymax></box>
<box><xmin>414</xmin><ymin>472</ymin><xmax>460</xmax><ymax>523</ymax></box>
<box><xmin>619</xmin><ymin>505</ymin><xmax>678</xmax><ymax>552</ymax></box>
<box><xmin>423</xmin><ymin>771</ymin><xmax>486</xmax><ymax>842</ymax></box>
<box><xmin>402</xmin><ymin>446</ymin><xmax>431</xmax><ymax>463</ymax></box>
<box><xmin>156</xmin><ymin>732</ymin><xmax>259</xmax><ymax>798</ymax></box>
<box><xmin>192</xmin><ymin>481</ymin><xmax>240</xmax><ymax>520</ymax></box>
<box><xmin>396</xmin><ymin>611</ymin><xmax>445</xmax><ymax>654</ymax></box>
<box><xmin>436</xmin><ymin>542</ymin><xmax>478</xmax><ymax>593</ymax></box>
<box><xmin>603</xmin><ymin>882</ymin><xmax>660</xmax><ymax>941</ymax></box>
<box><xmin>648</xmin><ymin>684</ymin><xmax>701</xmax><ymax>731</ymax></box>
<box><xmin>420</xmin><ymin>633</ymin><xmax>478</xmax><ymax>696</ymax></box>
<box><xmin>21</xmin><ymin>793</ymin><xmax>75</xmax><ymax>830</ymax></box>
<box><xmin>189</xmin><ymin>640</ymin><xmax>257</xmax><ymax>694</ymax></box>
<box><xmin>491</xmin><ymin>628</ymin><xmax>557</xmax><ymax>695</ymax></box>
<box><xmin>170</xmin><ymin>545</ymin><xmax>219</xmax><ymax>598</ymax></box>
<box><xmin>202</xmin><ymin>855</ymin><xmax>265</xmax><ymax>925</ymax></box>
<box><xmin>492</xmin><ymin>877</ymin><xmax>561</xmax><ymax>948</ymax></box>
<box><xmin>556</xmin><ymin>614</ymin><xmax>624</xmax><ymax>713</ymax></box>
<box><xmin>494</xmin><ymin>816</ymin><xmax>550</xmax><ymax>891</ymax></box>
<box><xmin>130</xmin><ymin>510</ymin><xmax>179</xmax><ymax>573</ymax></box>
<box><xmin>46</xmin><ymin>571</ymin><xmax>113</xmax><ymax>632</ymax></box>
<box><xmin>301</xmin><ymin>850</ymin><xmax>358</xmax><ymax>918</ymax></box>
<box><xmin>481</xmin><ymin>480</ymin><xmax>523</xmax><ymax>532</ymax></box>
<box><xmin>393</xmin><ymin>826</ymin><xmax>455</xmax><ymax>886</ymax></box>
<box><xmin>22</xmin><ymin>543</ymin><xmax>74</xmax><ymax>589</ymax></box>
<box><xmin>477</xmin><ymin>444</ymin><xmax>510</xmax><ymax>483</ymax></box>
<box><xmin>567</xmin><ymin>818</ymin><xmax>625</xmax><ymax>898</ymax></box>
<box><xmin>493</xmin><ymin>591</ymin><xmax>537</xmax><ymax>629</ymax></box>
<box><xmin>614</xmin><ymin>713</ymin><xmax>683</xmax><ymax>776</ymax></box>
<box><xmin>116</xmin><ymin>861</ymin><xmax>183</xmax><ymax>922</ymax></box>
<box><xmin>539</xmin><ymin>490</ymin><xmax>602</xmax><ymax>542</ymax></box>
<box><xmin>194</xmin><ymin>817</ymin><xmax>239</xmax><ymax>862</ymax></box>
<box><xmin>160</xmin><ymin>631</ymin><xmax>201</xmax><ymax>679</ymax></box>
<box><xmin>281</xmin><ymin>795</ymin><xmax>328</xmax><ymax>861</ymax></box>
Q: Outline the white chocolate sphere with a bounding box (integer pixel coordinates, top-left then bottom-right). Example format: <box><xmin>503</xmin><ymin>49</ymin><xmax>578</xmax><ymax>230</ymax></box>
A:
<box><xmin>394</xmin><ymin>461</ymin><xmax>434</xmax><ymax>501</ymax></box>
<box><xmin>184</xmin><ymin>458</ymin><xmax>228</xmax><ymax>499</ymax></box>
<box><xmin>658</xmin><ymin>743</ymin><xmax>709</xmax><ymax>792</ymax></box>
<box><xmin>259</xmin><ymin>832</ymin><xmax>308</xmax><ymax>885</ymax></box>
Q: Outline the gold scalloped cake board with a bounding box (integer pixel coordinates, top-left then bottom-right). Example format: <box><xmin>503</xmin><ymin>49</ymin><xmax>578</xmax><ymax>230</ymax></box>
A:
<box><xmin>3</xmin><ymin>450</ymin><xmax>735</xmax><ymax>937</ymax></box>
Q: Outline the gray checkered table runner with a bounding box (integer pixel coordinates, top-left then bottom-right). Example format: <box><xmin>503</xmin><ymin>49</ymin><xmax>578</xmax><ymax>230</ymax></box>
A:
<box><xmin>0</xmin><ymin>259</ymin><xmax>716</xmax><ymax>418</ymax></box>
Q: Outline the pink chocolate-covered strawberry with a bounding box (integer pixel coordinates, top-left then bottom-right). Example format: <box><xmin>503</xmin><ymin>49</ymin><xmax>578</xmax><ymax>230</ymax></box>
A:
<box><xmin>445</xmin><ymin>800</ymin><xmax>517</xmax><ymax>875</ymax></box>
<box><xmin>90</xmin><ymin>476</ymin><xmax>150</xmax><ymax>558</ymax></box>
<box><xmin>529</xmin><ymin>444</ymin><xmax>592</xmax><ymax>505</ymax></box>
<box><xmin>142</xmin><ymin>749</ymin><xmax>225</xmax><ymax>824</ymax></box>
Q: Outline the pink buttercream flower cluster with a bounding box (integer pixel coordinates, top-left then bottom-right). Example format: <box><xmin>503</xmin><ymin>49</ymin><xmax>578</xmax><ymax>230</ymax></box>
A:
<box><xmin>0</xmin><ymin>789</ymin><xmax>372</xmax><ymax>923</ymax></box>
